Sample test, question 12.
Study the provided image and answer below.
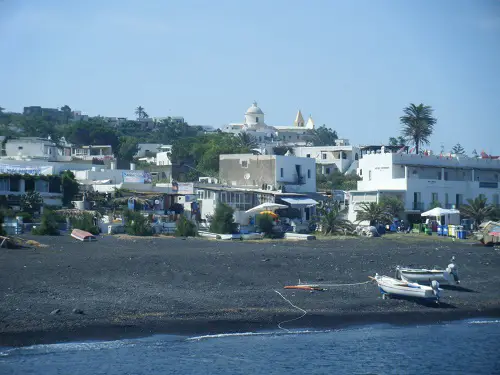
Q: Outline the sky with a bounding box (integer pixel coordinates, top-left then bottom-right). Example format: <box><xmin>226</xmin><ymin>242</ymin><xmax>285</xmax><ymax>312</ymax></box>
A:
<box><xmin>1</xmin><ymin>0</ymin><xmax>499</xmax><ymax>154</ymax></box>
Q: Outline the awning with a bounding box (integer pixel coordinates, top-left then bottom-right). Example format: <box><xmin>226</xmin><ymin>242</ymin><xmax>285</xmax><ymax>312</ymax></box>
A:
<box><xmin>245</xmin><ymin>202</ymin><xmax>288</xmax><ymax>214</ymax></box>
<box><xmin>281</xmin><ymin>197</ymin><xmax>318</xmax><ymax>207</ymax></box>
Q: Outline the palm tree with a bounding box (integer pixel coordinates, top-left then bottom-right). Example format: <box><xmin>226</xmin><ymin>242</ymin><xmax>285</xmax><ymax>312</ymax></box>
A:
<box><xmin>356</xmin><ymin>202</ymin><xmax>391</xmax><ymax>225</ymax></box>
<box><xmin>317</xmin><ymin>200</ymin><xmax>353</xmax><ymax>235</ymax></box>
<box><xmin>460</xmin><ymin>196</ymin><xmax>494</xmax><ymax>230</ymax></box>
<box><xmin>236</xmin><ymin>132</ymin><xmax>257</xmax><ymax>149</ymax></box>
<box><xmin>135</xmin><ymin>106</ymin><xmax>148</xmax><ymax>120</ymax></box>
<box><xmin>400</xmin><ymin>103</ymin><xmax>437</xmax><ymax>154</ymax></box>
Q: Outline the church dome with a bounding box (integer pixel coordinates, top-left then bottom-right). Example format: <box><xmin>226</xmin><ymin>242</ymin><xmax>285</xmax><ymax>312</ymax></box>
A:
<box><xmin>246</xmin><ymin>101</ymin><xmax>264</xmax><ymax>115</ymax></box>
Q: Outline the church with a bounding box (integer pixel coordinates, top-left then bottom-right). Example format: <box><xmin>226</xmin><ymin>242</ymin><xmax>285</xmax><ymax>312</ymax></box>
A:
<box><xmin>222</xmin><ymin>102</ymin><xmax>315</xmax><ymax>144</ymax></box>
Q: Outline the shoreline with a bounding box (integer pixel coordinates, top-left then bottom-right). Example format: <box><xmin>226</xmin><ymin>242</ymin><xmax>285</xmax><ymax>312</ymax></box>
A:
<box><xmin>2</xmin><ymin>308</ymin><xmax>500</xmax><ymax>347</ymax></box>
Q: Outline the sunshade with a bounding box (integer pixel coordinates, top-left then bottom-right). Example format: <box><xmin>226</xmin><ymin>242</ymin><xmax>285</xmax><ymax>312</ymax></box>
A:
<box><xmin>421</xmin><ymin>207</ymin><xmax>460</xmax><ymax>217</ymax></box>
<box><xmin>245</xmin><ymin>202</ymin><xmax>288</xmax><ymax>214</ymax></box>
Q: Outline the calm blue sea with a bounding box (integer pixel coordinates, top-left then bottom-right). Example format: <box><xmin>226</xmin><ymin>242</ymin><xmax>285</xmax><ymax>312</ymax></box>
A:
<box><xmin>1</xmin><ymin>319</ymin><xmax>499</xmax><ymax>375</ymax></box>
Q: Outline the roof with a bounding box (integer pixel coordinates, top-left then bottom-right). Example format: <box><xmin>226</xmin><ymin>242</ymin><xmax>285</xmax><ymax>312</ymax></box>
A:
<box><xmin>281</xmin><ymin>197</ymin><xmax>319</xmax><ymax>206</ymax></box>
<box><xmin>246</xmin><ymin>101</ymin><xmax>264</xmax><ymax>115</ymax></box>
<box><xmin>294</xmin><ymin>110</ymin><xmax>304</xmax><ymax>126</ymax></box>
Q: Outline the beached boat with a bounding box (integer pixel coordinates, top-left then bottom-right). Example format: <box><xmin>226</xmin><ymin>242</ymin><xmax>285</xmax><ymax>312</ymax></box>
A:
<box><xmin>371</xmin><ymin>274</ymin><xmax>441</xmax><ymax>301</ymax></box>
<box><xmin>395</xmin><ymin>257</ymin><xmax>459</xmax><ymax>285</ymax></box>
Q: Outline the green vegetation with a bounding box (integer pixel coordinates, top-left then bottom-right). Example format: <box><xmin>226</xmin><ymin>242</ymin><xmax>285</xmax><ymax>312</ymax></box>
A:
<box><xmin>316</xmin><ymin>170</ymin><xmax>361</xmax><ymax>191</ymax></box>
<box><xmin>210</xmin><ymin>203</ymin><xmax>238</xmax><ymax>234</ymax></box>
<box><xmin>429</xmin><ymin>200</ymin><xmax>442</xmax><ymax>209</ymax></box>
<box><xmin>460</xmin><ymin>196</ymin><xmax>495</xmax><ymax>230</ymax></box>
<box><xmin>0</xmin><ymin>210</ymin><xmax>5</xmax><ymax>236</ymax></box>
<box><xmin>356</xmin><ymin>202</ymin><xmax>391</xmax><ymax>226</ymax></box>
<box><xmin>310</xmin><ymin>125</ymin><xmax>338</xmax><ymax>146</ymax></box>
<box><xmin>317</xmin><ymin>200</ymin><xmax>353</xmax><ymax>236</ymax></box>
<box><xmin>256</xmin><ymin>213</ymin><xmax>275</xmax><ymax>237</ymax></box>
<box><xmin>388</xmin><ymin>136</ymin><xmax>406</xmax><ymax>146</ymax></box>
<box><xmin>20</xmin><ymin>191</ymin><xmax>43</xmax><ymax>214</ymax></box>
<box><xmin>379</xmin><ymin>195</ymin><xmax>405</xmax><ymax>219</ymax></box>
<box><xmin>123</xmin><ymin>210</ymin><xmax>153</xmax><ymax>236</ymax></box>
<box><xmin>61</xmin><ymin>171</ymin><xmax>79</xmax><ymax>206</ymax></box>
<box><xmin>32</xmin><ymin>210</ymin><xmax>60</xmax><ymax>236</ymax></box>
<box><xmin>400</xmin><ymin>103</ymin><xmax>437</xmax><ymax>154</ymax></box>
<box><xmin>451</xmin><ymin>143</ymin><xmax>466</xmax><ymax>155</ymax></box>
<box><xmin>70</xmin><ymin>212</ymin><xmax>99</xmax><ymax>235</ymax></box>
<box><xmin>175</xmin><ymin>215</ymin><xmax>197</xmax><ymax>237</ymax></box>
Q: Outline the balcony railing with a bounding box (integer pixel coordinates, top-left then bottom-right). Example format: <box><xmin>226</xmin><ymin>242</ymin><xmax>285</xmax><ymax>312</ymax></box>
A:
<box><xmin>412</xmin><ymin>202</ymin><xmax>424</xmax><ymax>211</ymax></box>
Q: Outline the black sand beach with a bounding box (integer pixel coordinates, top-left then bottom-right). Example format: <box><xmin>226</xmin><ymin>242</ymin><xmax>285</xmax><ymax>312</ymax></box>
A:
<box><xmin>1</xmin><ymin>234</ymin><xmax>499</xmax><ymax>347</ymax></box>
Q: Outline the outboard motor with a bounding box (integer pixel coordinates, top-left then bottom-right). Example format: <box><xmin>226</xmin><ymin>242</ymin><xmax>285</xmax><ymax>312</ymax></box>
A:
<box><xmin>431</xmin><ymin>280</ymin><xmax>440</xmax><ymax>300</ymax></box>
<box><xmin>446</xmin><ymin>256</ymin><xmax>460</xmax><ymax>284</ymax></box>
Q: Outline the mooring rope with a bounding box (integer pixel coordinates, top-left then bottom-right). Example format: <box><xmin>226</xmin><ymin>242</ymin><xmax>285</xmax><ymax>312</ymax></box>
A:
<box><xmin>274</xmin><ymin>290</ymin><xmax>307</xmax><ymax>333</ymax></box>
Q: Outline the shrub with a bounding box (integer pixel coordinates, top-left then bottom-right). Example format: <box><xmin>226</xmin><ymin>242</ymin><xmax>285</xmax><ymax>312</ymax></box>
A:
<box><xmin>210</xmin><ymin>203</ymin><xmax>238</xmax><ymax>234</ymax></box>
<box><xmin>61</xmin><ymin>170</ymin><xmax>79</xmax><ymax>206</ymax></box>
<box><xmin>0</xmin><ymin>210</ymin><xmax>5</xmax><ymax>236</ymax></box>
<box><xmin>256</xmin><ymin>214</ymin><xmax>275</xmax><ymax>237</ymax></box>
<box><xmin>20</xmin><ymin>191</ymin><xmax>44</xmax><ymax>213</ymax></box>
<box><xmin>123</xmin><ymin>209</ymin><xmax>153</xmax><ymax>236</ymax></box>
<box><xmin>70</xmin><ymin>213</ymin><xmax>100</xmax><ymax>235</ymax></box>
<box><xmin>32</xmin><ymin>210</ymin><xmax>60</xmax><ymax>236</ymax></box>
<box><xmin>16</xmin><ymin>212</ymin><xmax>33</xmax><ymax>223</ymax></box>
<box><xmin>175</xmin><ymin>215</ymin><xmax>197</xmax><ymax>237</ymax></box>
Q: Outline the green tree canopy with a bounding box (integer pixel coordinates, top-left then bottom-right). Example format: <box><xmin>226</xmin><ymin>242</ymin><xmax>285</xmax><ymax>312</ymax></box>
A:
<box><xmin>356</xmin><ymin>202</ymin><xmax>392</xmax><ymax>225</ymax></box>
<box><xmin>460</xmin><ymin>196</ymin><xmax>495</xmax><ymax>229</ymax></box>
<box><xmin>389</xmin><ymin>136</ymin><xmax>406</xmax><ymax>146</ymax></box>
<box><xmin>309</xmin><ymin>125</ymin><xmax>338</xmax><ymax>146</ymax></box>
<box><xmin>451</xmin><ymin>143</ymin><xmax>466</xmax><ymax>155</ymax></box>
<box><xmin>317</xmin><ymin>199</ymin><xmax>353</xmax><ymax>235</ymax></box>
<box><xmin>117</xmin><ymin>136</ymin><xmax>139</xmax><ymax>162</ymax></box>
<box><xmin>379</xmin><ymin>195</ymin><xmax>405</xmax><ymax>219</ymax></box>
<box><xmin>210</xmin><ymin>203</ymin><xmax>238</xmax><ymax>234</ymax></box>
<box><xmin>400</xmin><ymin>103</ymin><xmax>437</xmax><ymax>154</ymax></box>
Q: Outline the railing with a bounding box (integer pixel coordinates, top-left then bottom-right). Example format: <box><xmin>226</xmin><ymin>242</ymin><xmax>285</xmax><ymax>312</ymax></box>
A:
<box><xmin>412</xmin><ymin>202</ymin><xmax>424</xmax><ymax>211</ymax></box>
<box><xmin>277</xmin><ymin>174</ymin><xmax>306</xmax><ymax>185</ymax></box>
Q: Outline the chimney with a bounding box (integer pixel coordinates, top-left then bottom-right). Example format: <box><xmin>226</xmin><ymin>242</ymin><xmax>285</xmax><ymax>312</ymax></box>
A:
<box><xmin>130</xmin><ymin>163</ymin><xmax>136</xmax><ymax>171</ymax></box>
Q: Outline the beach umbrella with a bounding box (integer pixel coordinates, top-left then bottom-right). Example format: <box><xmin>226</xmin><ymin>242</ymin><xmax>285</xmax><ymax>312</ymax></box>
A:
<box><xmin>260</xmin><ymin>211</ymin><xmax>278</xmax><ymax>218</ymax></box>
<box><xmin>245</xmin><ymin>202</ymin><xmax>287</xmax><ymax>214</ymax></box>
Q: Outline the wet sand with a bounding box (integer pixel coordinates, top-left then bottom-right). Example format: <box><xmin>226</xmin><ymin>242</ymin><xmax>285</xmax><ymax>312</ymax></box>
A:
<box><xmin>1</xmin><ymin>234</ymin><xmax>499</xmax><ymax>347</ymax></box>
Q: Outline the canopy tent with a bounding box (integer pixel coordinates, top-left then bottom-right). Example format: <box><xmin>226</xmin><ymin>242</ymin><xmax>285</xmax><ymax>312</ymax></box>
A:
<box><xmin>245</xmin><ymin>202</ymin><xmax>288</xmax><ymax>214</ymax></box>
<box><xmin>281</xmin><ymin>197</ymin><xmax>318</xmax><ymax>208</ymax></box>
<box><xmin>421</xmin><ymin>207</ymin><xmax>460</xmax><ymax>226</ymax></box>
<box><xmin>421</xmin><ymin>207</ymin><xmax>460</xmax><ymax>217</ymax></box>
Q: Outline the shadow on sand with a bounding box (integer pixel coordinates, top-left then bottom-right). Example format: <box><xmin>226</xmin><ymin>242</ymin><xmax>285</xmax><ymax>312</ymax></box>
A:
<box><xmin>387</xmin><ymin>295</ymin><xmax>457</xmax><ymax>309</ymax></box>
<box><xmin>440</xmin><ymin>285</ymin><xmax>478</xmax><ymax>293</ymax></box>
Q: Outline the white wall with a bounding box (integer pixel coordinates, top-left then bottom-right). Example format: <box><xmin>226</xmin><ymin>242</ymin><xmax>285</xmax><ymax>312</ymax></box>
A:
<box><xmin>136</xmin><ymin>143</ymin><xmax>162</xmax><ymax>157</ymax></box>
<box><xmin>0</xmin><ymin>159</ymin><xmax>94</xmax><ymax>174</ymax></box>
<box><xmin>5</xmin><ymin>139</ymin><xmax>57</xmax><ymax>159</ymax></box>
<box><xmin>293</xmin><ymin>145</ymin><xmax>360</xmax><ymax>173</ymax></box>
<box><xmin>274</xmin><ymin>155</ymin><xmax>316</xmax><ymax>193</ymax></box>
<box><xmin>156</xmin><ymin>151</ymin><xmax>172</xmax><ymax>166</ymax></box>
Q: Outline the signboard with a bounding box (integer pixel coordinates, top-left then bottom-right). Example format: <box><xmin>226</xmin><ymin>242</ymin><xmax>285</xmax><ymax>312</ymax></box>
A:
<box><xmin>0</xmin><ymin>164</ymin><xmax>52</xmax><ymax>175</ymax></box>
<box><xmin>122</xmin><ymin>171</ymin><xmax>146</xmax><ymax>183</ymax></box>
<box><xmin>172</xmin><ymin>182</ymin><xmax>194</xmax><ymax>195</ymax></box>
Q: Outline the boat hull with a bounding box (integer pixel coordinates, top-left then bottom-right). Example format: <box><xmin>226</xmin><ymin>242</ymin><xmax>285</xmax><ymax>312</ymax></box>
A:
<box><xmin>375</xmin><ymin>276</ymin><xmax>439</xmax><ymax>300</ymax></box>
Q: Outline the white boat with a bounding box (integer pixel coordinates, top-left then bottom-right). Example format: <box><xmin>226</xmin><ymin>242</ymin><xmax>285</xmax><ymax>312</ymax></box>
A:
<box><xmin>396</xmin><ymin>257</ymin><xmax>459</xmax><ymax>285</ymax></box>
<box><xmin>371</xmin><ymin>274</ymin><xmax>441</xmax><ymax>301</ymax></box>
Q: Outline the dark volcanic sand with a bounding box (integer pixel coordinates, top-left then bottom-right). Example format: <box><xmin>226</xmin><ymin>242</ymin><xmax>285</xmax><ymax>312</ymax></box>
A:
<box><xmin>1</xmin><ymin>234</ymin><xmax>499</xmax><ymax>347</ymax></box>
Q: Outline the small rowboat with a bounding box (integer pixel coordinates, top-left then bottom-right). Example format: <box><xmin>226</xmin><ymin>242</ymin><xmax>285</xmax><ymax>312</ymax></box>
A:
<box><xmin>396</xmin><ymin>257</ymin><xmax>459</xmax><ymax>285</ymax></box>
<box><xmin>370</xmin><ymin>274</ymin><xmax>441</xmax><ymax>301</ymax></box>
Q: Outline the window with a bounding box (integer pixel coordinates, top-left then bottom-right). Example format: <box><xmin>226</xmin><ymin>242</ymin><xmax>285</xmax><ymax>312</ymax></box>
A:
<box><xmin>35</xmin><ymin>180</ymin><xmax>49</xmax><ymax>193</ymax></box>
<box><xmin>456</xmin><ymin>194</ymin><xmax>463</xmax><ymax>208</ymax></box>
<box><xmin>445</xmin><ymin>193</ymin><xmax>449</xmax><ymax>207</ymax></box>
<box><xmin>306</xmin><ymin>154</ymin><xmax>310</xmax><ymax>158</ymax></box>
<box><xmin>326</xmin><ymin>167</ymin><xmax>331</xmax><ymax>174</ymax></box>
<box><xmin>280</xmin><ymin>168</ymin><xmax>284</xmax><ymax>178</ymax></box>
<box><xmin>444</xmin><ymin>172</ymin><xmax>448</xmax><ymax>180</ymax></box>
<box><xmin>241</xmin><ymin>160</ymin><xmax>248</xmax><ymax>168</ymax></box>
<box><xmin>25</xmin><ymin>179</ymin><xmax>35</xmax><ymax>192</ymax></box>
<box><xmin>432</xmin><ymin>192</ymin><xmax>438</xmax><ymax>202</ymax></box>
<box><xmin>296</xmin><ymin>135</ymin><xmax>299</xmax><ymax>139</ymax></box>
<box><xmin>322</xmin><ymin>153</ymin><xmax>327</xmax><ymax>160</ymax></box>
<box><xmin>368</xmin><ymin>170</ymin><xmax>372</xmax><ymax>181</ymax></box>
<box><xmin>359</xmin><ymin>169</ymin><xmax>362</xmax><ymax>176</ymax></box>
<box><xmin>9</xmin><ymin>177</ymin><xmax>20</xmax><ymax>192</ymax></box>
<box><xmin>18</xmin><ymin>146</ymin><xmax>23</xmax><ymax>150</ymax></box>
<box><xmin>256</xmin><ymin>117</ymin><xmax>259</xmax><ymax>123</ymax></box>
<box><xmin>0</xmin><ymin>179</ymin><xmax>8</xmax><ymax>191</ymax></box>
<box><xmin>307</xmin><ymin>169</ymin><xmax>311</xmax><ymax>178</ymax></box>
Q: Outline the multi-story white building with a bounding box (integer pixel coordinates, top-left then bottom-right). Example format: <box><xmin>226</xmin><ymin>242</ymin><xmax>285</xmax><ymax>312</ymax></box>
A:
<box><xmin>348</xmin><ymin>151</ymin><xmax>500</xmax><ymax>223</ymax></box>
<box><xmin>219</xmin><ymin>154</ymin><xmax>316</xmax><ymax>193</ymax></box>
<box><xmin>293</xmin><ymin>140</ymin><xmax>360</xmax><ymax>175</ymax></box>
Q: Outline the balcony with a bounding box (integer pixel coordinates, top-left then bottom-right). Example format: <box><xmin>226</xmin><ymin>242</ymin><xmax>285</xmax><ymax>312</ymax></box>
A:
<box><xmin>277</xmin><ymin>173</ymin><xmax>306</xmax><ymax>185</ymax></box>
<box><xmin>412</xmin><ymin>202</ymin><xmax>424</xmax><ymax>211</ymax></box>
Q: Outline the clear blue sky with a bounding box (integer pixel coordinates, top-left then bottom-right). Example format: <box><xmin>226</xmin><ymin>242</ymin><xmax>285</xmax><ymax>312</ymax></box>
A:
<box><xmin>1</xmin><ymin>0</ymin><xmax>499</xmax><ymax>154</ymax></box>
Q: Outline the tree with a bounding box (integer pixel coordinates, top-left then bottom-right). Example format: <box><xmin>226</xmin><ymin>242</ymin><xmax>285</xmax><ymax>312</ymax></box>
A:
<box><xmin>210</xmin><ymin>203</ymin><xmax>238</xmax><ymax>234</ymax></box>
<box><xmin>317</xmin><ymin>199</ymin><xmax>353</xmax><ymax>235</ymax></box>
<box><xmin>356</xmin><ymin>202</ymin><xmax>391</xmax><ymax>225</ymax></box>
<box><xmin>429</xmin><ymin>200</ymin><xmax>442</xmax><ymax>209</ymax></box>
<box><xmin>61</xmin><ymin>170</ymin><xmax>79</xmax><ymax>206</ymax></box>
<box><xmin>316</xmin><ymin>170</ymin><xmax>361</xmax><ymax>191</ymax></box>
<box><xmin>135</xmin><ymin>106</ymin><xmax>148</xmax><ymax>120</ymax></box>
<box><xmin>272</xmin><ymin>146</ymin><xmax>294</xmax><ymax>156</ymax></box>
<box><xmin>451</xmin><ymin>143</ymin><xmax>466</xmax><ymax>155</ymax></box>
<box><xmin>123</xmin><ymin>210</ymin><xmax>153</xmax><ymax>236</ymax></box>
<box><xmin>472</xmin><ymin>149</ymin><xmax>478</xmax><ymax>158</ymax></box>
<box><xmin>460</xmin><ymin>196</ymin><xmax>494</xmax><ymax>230</ymax></box>
<box><xmin>388</xmin><ymin>136</ymin><xmax>407</xmax><ymax>146</ymax></box>
<box><xmin>60</xmin><ymin>105</ymin><xmax>72</xmax><ymax>124</ymax></box>
<box><xmin>117</xmin><ymin>136</ymin><xmax>139</xmax><ymax>162</ymax></box>
<box><xmin>70</xmin><ymin>212</ymin><xmax>99</xmax><ymax>235</ymax></box>
<box><xmin>256</xmin><ymin>213</ymin><xmax>275</xmax><ymax>237</ymax></box>
<box><xmin>309</xmin><ymin>125</ymin><xmax>338</xmax><ymax>146</ymax></box>
<box><xmin>379</xmin><ymin>195</ymin><xmax>404</xmax><ymax>219</ymax></box>
<box><xmin>20</xmin><ymin>191</ymin><xmax>43</xmax><ymax>213</ymax></box>
<box><xmin>176</xmin><ymin>215</ymin><xmax>197</xmax><ymax>237</ymax></box>
<box><xmin>236</xmin><ymin>132</ymin><xmax>258</xmax><ymax>149</ymax></box>
<box><xmin>400</xmin><ymin>103</ymin><xmax>437</xmax><ymax>154</ymax></box>
<box><xmin>32</xmin><ymin>210</ymin><xmax>60</xmax><ymax>236</ymax></box>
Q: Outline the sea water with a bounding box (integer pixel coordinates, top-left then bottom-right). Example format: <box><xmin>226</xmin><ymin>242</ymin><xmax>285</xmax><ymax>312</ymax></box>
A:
<box><xmin>1</xmin><ymin>319</ymin><xmax>499</xmax><ymax>375</ymax></box>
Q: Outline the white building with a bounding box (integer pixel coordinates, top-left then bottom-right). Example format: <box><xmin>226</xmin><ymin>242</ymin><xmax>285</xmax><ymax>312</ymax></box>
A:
<box><xmin>293</xmin><ymin>141</ymin><xmax>360</xmax><ymax>175</ymax></box>
<box><xmin>348</xmin><ymin>151</ymin><xmax>500</xmax><ymax>223</ymax></box>
<box><xmin>4</xmin><ymin>137</ymin><xmax>59</xmax><ymax>161</ymax></box>
<box><xmin>136</xmin><ymin>143</ymin><xmax>162</xmax><ymax>158</ymax></box>
<box><xmin>221</xmin><ymin>102</ymin><xmax>315</xmax><ymax>145</ymax></box>
<box><xmin>219</xmin><ymin>154</ymin><xmax>316</xmax><ymax>193</ymax></box>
